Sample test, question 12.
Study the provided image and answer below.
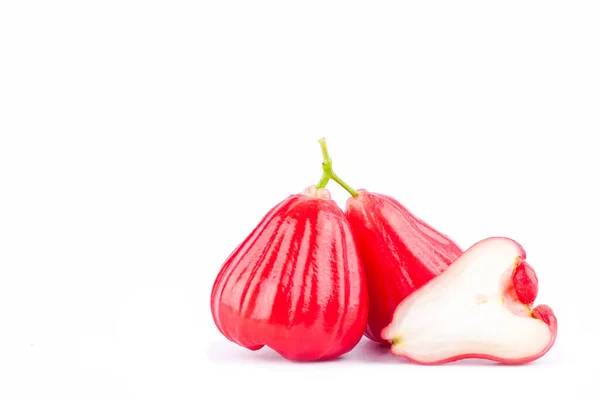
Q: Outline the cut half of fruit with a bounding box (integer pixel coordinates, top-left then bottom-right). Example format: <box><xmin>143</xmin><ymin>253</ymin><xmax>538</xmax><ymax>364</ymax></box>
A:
<box><xmin>381</xmin><ymin>237</ymin><xmax>557</xmax><ymax>365</ymax></box>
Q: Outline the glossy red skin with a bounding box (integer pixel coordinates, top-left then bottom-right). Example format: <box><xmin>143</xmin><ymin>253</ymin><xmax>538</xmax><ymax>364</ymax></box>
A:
<box><xmin>345</xmin><ymin>189</ymin><xmax>463</xmax><ymax>342</ymax></box>
<box><xmin>211</xmin><ymin>187</ymin><xmax>368</xmax><ymax>361</ymax></box>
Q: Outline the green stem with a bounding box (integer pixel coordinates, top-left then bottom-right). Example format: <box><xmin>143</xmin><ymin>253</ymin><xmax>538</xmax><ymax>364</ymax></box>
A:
<box><xmin>316</xmin><ymin>173</ymin><xmax>331</xmax><ymax>189</ymax></box>
<box><xmin>331</xmin><ymin>171</ymin><xmax>359</xmax><ymax>198</ymax></box>
<box><xmin>314</xmin><ymin>137</ymin><xmax>359</xmax><ymax>197</ymax></box>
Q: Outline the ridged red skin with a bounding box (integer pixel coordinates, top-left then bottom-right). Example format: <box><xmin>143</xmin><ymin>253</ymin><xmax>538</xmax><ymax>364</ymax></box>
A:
<box><xmin>345</xmin><ymin>189</ymin><xmax>463</xmax><ymax>342</ymax></box>
<box><xmin>210</xmin><ymin>188</ymin><xmax>368</xmax><ymax>361</ymax></box>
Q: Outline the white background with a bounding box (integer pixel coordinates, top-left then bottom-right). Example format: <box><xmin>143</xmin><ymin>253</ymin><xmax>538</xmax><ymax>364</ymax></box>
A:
<box><xmin>1</xmin><ymin>1</ymin><xmax>599</xmax><ymax>399</ymax></box>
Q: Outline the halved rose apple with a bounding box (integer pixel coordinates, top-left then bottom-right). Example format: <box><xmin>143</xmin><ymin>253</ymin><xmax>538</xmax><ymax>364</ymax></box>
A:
<box><xmin>381</xmin><ymin>237</ymin><xmax>557</xmax><ymax>365</ymax></box>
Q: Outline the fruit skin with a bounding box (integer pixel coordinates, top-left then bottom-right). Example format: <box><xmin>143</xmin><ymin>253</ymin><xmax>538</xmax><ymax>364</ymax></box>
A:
<box><xmin>210</xmin><ymin>185</ymin><xmax>368</xmax><ymax>361</ymax></box>
<box><xmin>381</xmin><ymin>237</ymin><xmax>558</xmax><ymax>365</ymax></box>
<box><xmin>345</xmin><ymin>189</ymin><xmax>463</xmax><ymax>342</ymax></box>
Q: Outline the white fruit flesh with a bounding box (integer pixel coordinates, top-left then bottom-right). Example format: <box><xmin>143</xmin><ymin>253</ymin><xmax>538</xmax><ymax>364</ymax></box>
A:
<box><xmin>382</xmin><ymin>237</ymin><xmax>551</xmax><ymax>363</ymax></box>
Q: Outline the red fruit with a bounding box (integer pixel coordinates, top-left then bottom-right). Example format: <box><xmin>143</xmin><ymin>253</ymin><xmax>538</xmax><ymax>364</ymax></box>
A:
<box><xmin>210</xmin><ymin>185</ymin><xmax>368</xmax><ymax>361</ymax></box>
<box><xmin>382</xmin><ymin>237</ymin><xmax>557</xmax><ymax>365</ymax></box>
<box><xmin>345</xmin><ymin>190</ymin><xmax>463</xmax><ymax>342</ymax></box>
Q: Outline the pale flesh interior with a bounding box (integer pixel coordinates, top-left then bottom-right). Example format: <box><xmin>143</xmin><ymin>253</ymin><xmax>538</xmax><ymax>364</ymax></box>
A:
<box><xmin>383</xmin><ymin>238</ymin><xmax>551</xmax><ymax>363</ymax></box>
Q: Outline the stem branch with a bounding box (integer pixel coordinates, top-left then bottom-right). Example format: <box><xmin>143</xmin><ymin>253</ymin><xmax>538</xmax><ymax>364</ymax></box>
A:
<box><xmin>314</xmin><ymin>138</ymin><xmax>358</xmax><ymax>197</ymax></box>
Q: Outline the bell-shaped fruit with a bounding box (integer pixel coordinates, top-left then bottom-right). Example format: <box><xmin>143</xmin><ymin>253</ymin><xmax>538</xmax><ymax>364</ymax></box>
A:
<box><xmin>311</xmin><ymin>138</ymin><xmax>464</xmax><ymax>343</ymax></box>
<box><xmin>210</xmin><ymin>183</ymin><xmax>368</xmax><ymax>362</ymax></box>
<box><xmin>345</xmin><ymin>191</ymin><xmax>463</xmax><ymax>342</ymax></box>
<box><xmin>381</xmin><ymin>237</ymin><xmax>557</xmax><ymax>365</ymax></box>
